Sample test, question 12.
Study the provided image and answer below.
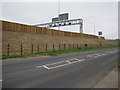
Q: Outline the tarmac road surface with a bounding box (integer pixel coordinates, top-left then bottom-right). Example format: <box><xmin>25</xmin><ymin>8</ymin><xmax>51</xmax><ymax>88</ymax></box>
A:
<box><xmin>2</xmin><ymin>48</ymin><xmax>119</xmax><ymax>88</ymax></box>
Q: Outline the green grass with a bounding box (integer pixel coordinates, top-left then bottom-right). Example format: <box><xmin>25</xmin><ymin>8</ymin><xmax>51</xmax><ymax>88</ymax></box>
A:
<box><xmin>2</xmin><ymin>46</ymin><xmax>119</xmax><ymax>59</ymax></box>
<box><xmin>2</xmin><ymin>55</ymin><xmax>23</xmax><ymax>59</ymax></box>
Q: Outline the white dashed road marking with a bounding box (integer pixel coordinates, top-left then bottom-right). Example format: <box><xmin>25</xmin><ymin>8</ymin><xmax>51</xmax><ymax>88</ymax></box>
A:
<box><xmin>45</xmin><ymin>63</ymin><xmax>70</xmax><ymax>70</ymax></box>
<box><xmin>105</xmin><ymin>50</ymin><xmax>117</xmax><ymax>54</ymax></box>
<box><xmin>36</xmin><ymin>58</ymin><xmax>84</xmax><ymax>70</ymax></box>
<box><xmin>43</xmin><ymin>65</ymin><xmax>50</xmax><ymax>69</ymax></box>
<box><xmin>87</xmin><ymin>53</ymin><xmax>107</xmax><ymax>58</ymax></box>
<box><xmin>37</xmin><ymin>50</ymin><xmax>117</xmax><ymax>70</ymax></box>
<box><xmin>66</xmin><ymin>61</ymin><xmax>72</xmax><ymax>64</ymax></box>
<box><xmin>36</xmin><ymin>50</ymin><xmax>117</xmax><ymax>70</ymax></box>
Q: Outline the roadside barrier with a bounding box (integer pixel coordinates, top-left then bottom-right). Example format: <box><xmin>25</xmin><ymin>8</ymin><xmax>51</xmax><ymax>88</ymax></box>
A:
<box><xmin>1</xmin><ymin>20</ymin><xmax>100</xmax><ymax>39</ymax></box>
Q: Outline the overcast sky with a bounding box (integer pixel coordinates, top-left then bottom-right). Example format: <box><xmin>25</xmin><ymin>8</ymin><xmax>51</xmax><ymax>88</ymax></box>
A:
<box><xmin>1</xmin><ymin>0</ymin><xmax>119</xmax><ymax>39</ymax></box>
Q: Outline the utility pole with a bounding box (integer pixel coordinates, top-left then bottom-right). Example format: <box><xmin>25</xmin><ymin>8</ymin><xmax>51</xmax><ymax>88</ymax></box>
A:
<box><xmin>58</xmin><ymin>0</ymin><xmax>60</xmax><ymax>31</ymax></box>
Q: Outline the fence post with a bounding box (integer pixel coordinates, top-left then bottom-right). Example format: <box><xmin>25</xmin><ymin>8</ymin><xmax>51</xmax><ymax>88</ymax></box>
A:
<box><xmin>73</xmin><ymin>44</ymin><xmax>74</xmax><ymax>49</ymax></box>
<box><xmin>85</xmin><ymin>44</ymin><xmax>87</xmax><ymax>48</ymax></box>
<box><xmin>46</xmin><ymin>44</ymin><xmax>47</xmax><ymax>52</ymax></box>
<box><xmin>20</xmin><ymin>43</ymin><xmax>23</xmax><ymax>55</ymax></box>
<box><xmin>100</xmin><ymin>42</ymin><xmax>102</xmax><ymax>47</ymax></box>
<box><xmin>53</xmin><ymin>44</ymin><xmax>54</xmax><ymax>51</ymax></box>
<box><xmin>79</xmin><ymin>44</ymin><xmax>81</xmax><ymax>49</ymax></box>
<box><xmin>77</xmin><ymin>44</ymin><xmax>78</xmax><ymax>48</ymax></box>
<box><xmin>59</xmin><ymin>44</ymin><xmax>61</xmax><ymax>50</ymax></box>
<box><xmin>37</xmin><ymin>43</ymin><xmax>39</xmax><ymax>52</ymax></box>
<box><xmin>31</xmin><ymin>44</ymin><xmax>33</xmax><ymax>54</ymax></box>
<box><xmin>64</xmin><ymin>44</ymin><xmax>65</xmax><ymax>50</ymax></box>
<box><xmin>7</xmin><ymin>43</ymin><xmax>10</xmax><ymax>56</ymax></box>
<box><xmin>69</xmin><ymin>44</ymin><xmax>70</xmax><ymax>50</ymax></box>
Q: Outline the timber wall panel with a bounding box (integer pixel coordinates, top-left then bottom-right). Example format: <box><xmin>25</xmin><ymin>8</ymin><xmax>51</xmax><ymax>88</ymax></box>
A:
<box><xmin>2</xmin><ymin>20</ymin><xmax>100</xmax><ymax>39</ymax></box>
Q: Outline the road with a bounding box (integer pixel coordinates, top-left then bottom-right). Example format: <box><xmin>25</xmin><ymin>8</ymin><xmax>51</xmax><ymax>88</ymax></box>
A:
<box><xmin>2</xmin><ymin>48</ymin><xmax>119</xmax><ymax>88</ymax></box>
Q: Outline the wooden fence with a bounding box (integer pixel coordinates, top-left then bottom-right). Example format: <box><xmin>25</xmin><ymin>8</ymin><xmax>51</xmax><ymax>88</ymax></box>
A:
<box><xmin>2</xmin><ymin>43</ymin><xmax>116</xmax><ymax>56</ymax></box>
<box><xmin>1</xmin><ymin>20</ymin><xmax>100</xmax><ymax>38</ymax></box>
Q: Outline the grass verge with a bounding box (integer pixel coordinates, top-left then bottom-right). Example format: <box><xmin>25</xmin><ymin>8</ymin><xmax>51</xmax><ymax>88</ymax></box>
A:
<box><xmin>2</xmin><ymin>46</ymin><xmax>119</xmax><ymax>59</ymax></box>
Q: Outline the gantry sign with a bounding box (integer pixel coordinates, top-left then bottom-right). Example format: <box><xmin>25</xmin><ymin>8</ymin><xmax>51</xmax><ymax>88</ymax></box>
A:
<box><xmin>35</xmin><ymin>13</ymin><xmax>83</xmax><ymax>33</ymax></box>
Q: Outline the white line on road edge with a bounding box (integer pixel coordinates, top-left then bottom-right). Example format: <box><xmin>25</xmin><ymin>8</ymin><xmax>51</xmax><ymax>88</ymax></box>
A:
<box><xmin>0</xmin><ymin>80</ymin><xmax>2</xmax><ymax>82</ymax></box>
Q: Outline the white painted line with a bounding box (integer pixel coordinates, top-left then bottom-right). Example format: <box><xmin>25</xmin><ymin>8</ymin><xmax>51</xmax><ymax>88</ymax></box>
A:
<box><xmin>36</xmin><ymin>58</ymin><xmax>85</xmax><ymax>70</ymax></box>
<box><xmin>48</xmin><ymin>63</ymin><xmax>70</xmax><ymax>69</ymax></box>
<box><xmin>87</xmin><ymin>53</ymin><xmax>101</xmax><ymax>57</ymax></box>
<box><xmin>78</xmin><ymin>59</ymin><xmax>85</xmax><ymax>61</ymax></box>
<box><xmin>43</xmin><ymin>65</ymin><xmax>50</xmax><ymax>69</ymax></box>
<box><xmin>36</xmin><ymin>61</ymin><xmax>68</xmax><ymax>69</ymax></box>
<box><xmin>66</xmin><ymin>61</ymin><xmax>72</xmax><ymax>64</ymax></box>
<box><xmin>74</xmin><ymin>58</ymin><xmax>80</xmax><ymax>61</ymax></box>
<box><xmin>0</xmin><ymin>80</ymin><xmax>2</xmax><ymax>82</ymax></box>
<box><xmin>67</xmin><ymin>58</ymin><xmax>84</xmax><ymax>63</ymax></box>
<box><xmin>75</xmin><ymin>58</ymin><xmax>84</xmax><ymax>61</ymax></box>
<box><xmin>48</xmin><ymin>59</ymin><xmax>85</xmax><ymax>69</ymax></box>
<box><xmin>87</xmin><ymin>55</ymin><xmax>92</xmax><ymax>57</ymax></box>
<box><xmin>45</xmin><ymin>61</ymin><xmax>66</xmax><ymax>66</ymax></box>
<box><xmin>69</xmin><ymin>61</ymin><xmax>78</xmax><ymax>64</ymax></box>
